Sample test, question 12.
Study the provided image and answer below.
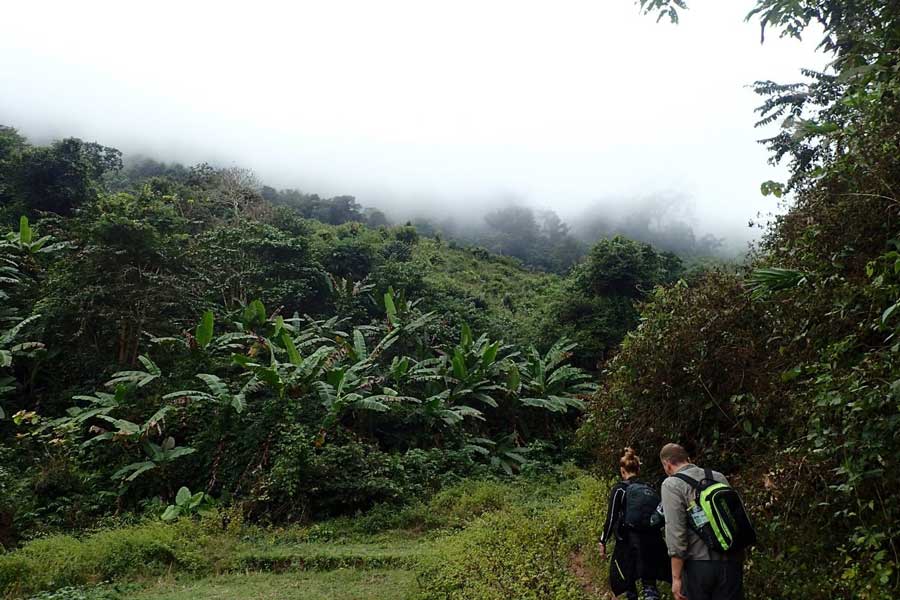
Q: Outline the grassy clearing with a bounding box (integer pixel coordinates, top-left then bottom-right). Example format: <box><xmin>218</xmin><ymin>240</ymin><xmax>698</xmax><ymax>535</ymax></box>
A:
<box><xmin>7</xmin><ymin>474</ymin><xmax>612</xmax><ymax>600</ymax></box>
<box><xmin>235</xmin><ymin>536</ymin><xmax>436</xmax><ymax>572</ymax></box>
<box><xmin>129</xmin><ymin>569</ymin><xmax>419</xmax><ymax>600</ymax></box>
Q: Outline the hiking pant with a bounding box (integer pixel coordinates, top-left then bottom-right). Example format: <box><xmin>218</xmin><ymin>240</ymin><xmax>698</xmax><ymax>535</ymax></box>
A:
<box><xmin>625</xmin><ymin>579</ymin><xmax>660</xmax><ymax>600</ymax></box>
<box><xmin>684</xmin><ymin>560</ymin><xmax>743</xmax><ymax>600</ymax></box>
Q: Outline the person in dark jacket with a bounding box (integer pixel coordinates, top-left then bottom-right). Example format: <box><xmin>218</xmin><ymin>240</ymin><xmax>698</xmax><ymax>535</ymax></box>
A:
<box><xmin>599</xmin><ymin>447</ymin><xmax>671</xmax><ymax>600</ymax></box>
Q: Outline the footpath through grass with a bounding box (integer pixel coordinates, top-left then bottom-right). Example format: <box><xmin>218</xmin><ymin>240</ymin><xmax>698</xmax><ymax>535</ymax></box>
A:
<box><xmin>5</xmin><ymin>473</ymin><xmax>613</xmax><ymax>600</ymax></box>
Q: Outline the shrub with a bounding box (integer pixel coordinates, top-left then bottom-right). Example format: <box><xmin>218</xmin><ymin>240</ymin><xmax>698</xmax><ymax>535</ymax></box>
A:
<box><xmin>417</xmin><ymin>476</ymin><xmax>610</xmax><ymax>600</ymax></box>
<box><xmin>0</xmin><ymin>519</ymin><xmax>236</xmax><ymax>598</ymax></box>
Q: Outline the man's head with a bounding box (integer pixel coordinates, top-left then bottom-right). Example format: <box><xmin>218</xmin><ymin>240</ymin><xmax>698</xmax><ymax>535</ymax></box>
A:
<box><xmin>659</xmin><ymin>443</ymin><xmax>690</xmax><ymax>476</ymax></box>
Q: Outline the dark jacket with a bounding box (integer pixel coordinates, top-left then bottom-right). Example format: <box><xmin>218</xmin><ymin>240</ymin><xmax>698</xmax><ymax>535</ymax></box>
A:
<box><xmin>601</xmin><ymin>478</ymin><xmax>671</xmax><ymax>595</ymax></box>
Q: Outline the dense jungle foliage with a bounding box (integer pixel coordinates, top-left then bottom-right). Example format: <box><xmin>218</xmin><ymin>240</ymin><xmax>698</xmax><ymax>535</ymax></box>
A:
<box><xmin>577</xmin><ymin>0</ymin><xmax>900</xmax><ymax>597</ymax></box>
<box><xmin>1</xmin><ymin>0</ymin><xmax>899</xmax><ymax>598</ymax></box>
<box><xmin>0</xmin><ymin>122</ymin><xmax>684</xmax><ymax>552</ymax></box>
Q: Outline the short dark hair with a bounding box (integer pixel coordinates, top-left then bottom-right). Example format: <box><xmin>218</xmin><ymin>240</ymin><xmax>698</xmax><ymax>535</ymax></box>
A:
<box><xmin>659</xmin><ymin>443</ymin><xmax>689</xmax><ymax>464</ymax></box>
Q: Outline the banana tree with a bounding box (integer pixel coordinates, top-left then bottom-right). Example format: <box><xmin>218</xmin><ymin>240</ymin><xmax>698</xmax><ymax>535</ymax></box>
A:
<box><xmin>105</xmin><ymin>355</ymin><xmax>162</xmax><ymax>388</ymax></box>
<box><xmin>0</xmin><ymin>264</ymin><xmax>43</xmax><ymax>418</ymax></box>
<box><xmin>515</xmin><ymin>339</ymin><xmax>596</xmax><ymax>413</ymax></box>
<box><xmin>465</xmin><ymin>434</ymin><xmax>529</xmax><ymax>475</ymax></box>
<box><xmin>111</xmin><ymin>436</ymin><xmax>196</xmax><ymax>483</ymax></box>
<box><xmin>314</xmin><ymin>366</ymin><xmax>388</xmax><ymax>428</ymax></box>
<box><xmin>443</xmin><ymin>323</ymin><xmax>515</xmax><ymax>412</ymax></box>
<box><xmin>164</xmin><ymin>373</ymin><xmax>246</xmax><ymax>414</ymax></box>
<box><xmin>3</xmin><ymin>216</ymin><xmax>68</xmax><ymax>255</ymax></box>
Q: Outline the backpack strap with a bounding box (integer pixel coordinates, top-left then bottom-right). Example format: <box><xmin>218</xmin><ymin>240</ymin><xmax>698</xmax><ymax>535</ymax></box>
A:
<box><xmin>672</xmin><ymin>473</ymin><xmax>699</xmax><ymax>489</ymax></box>
<box><xmin>673</xmin><ymin>472</ymin><xmax>701</xmax><ymax>503</ymax></box>
<box><xmin>703</xmin><ymin>468</ymin><xmax>714</xmax><ymax>484</ymax></box>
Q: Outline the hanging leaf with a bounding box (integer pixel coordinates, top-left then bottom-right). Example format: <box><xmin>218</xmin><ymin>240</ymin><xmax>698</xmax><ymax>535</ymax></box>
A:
<box><xmin>282</xmin><ymin>333</ymin><xmax>302</xmax><ymax>366</ymax></box>
<box><xmin>882</xmin><ymin>302</ymin><xmax>900</xmax><ymax>324</ymax></box>
<box><xmin>460</xmin><ymin>323</ymin><xmax>472</xmax><ymax>349</ymax></box>
<box><xmin>452</xmin><ymin>348</ymin><xmax>468</xmax><ymax>380</ymax></box>
<box><xmin>481</xmin><ymin>342</ymin><xmax>499</xmax><ymax>369</ymax></box>
<box><xmin>507</xmin><ymin>365</ymin><xmax>521</xmax><ymax>393</ymax></box>
<box><xmin>195</xmin><ymin>311</ymin><xmax>214</xmax><ymax>349</ymax></box>
<box><xmin>353</xmin><ymin>329</ymin><xmax>367</xmax><ymax>361</ymax></box>
<box><xmin>384</xmin><ymin>291</ymin><xmax>398</xmax><ymax>325</ymax></box>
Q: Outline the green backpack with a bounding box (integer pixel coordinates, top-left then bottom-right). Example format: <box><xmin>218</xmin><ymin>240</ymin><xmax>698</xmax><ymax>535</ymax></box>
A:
<box><xmin>674</xmin><ymin>468</ymin><xmax>757</xmax><ymax>554</ymax></box>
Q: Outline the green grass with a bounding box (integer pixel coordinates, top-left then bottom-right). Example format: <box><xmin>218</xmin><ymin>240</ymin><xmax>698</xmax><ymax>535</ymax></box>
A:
<box><xmin>11</xmin><ymin>475</ymin><xmax>612</xmax><ymax>600</ymax></box>
<box><xmin>235</xmin><ymin>536</ymin><xmax>436</xmax><ymax>571</ymax></box>
<box><xmin>128</xmin><ymin>570</ymin><xmax>419</xmax><ymax>600</ymax></box>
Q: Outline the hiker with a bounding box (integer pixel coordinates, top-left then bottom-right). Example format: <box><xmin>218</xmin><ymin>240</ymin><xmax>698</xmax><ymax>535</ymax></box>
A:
<box><xmin>659</xmin><ymin>443</ymin><xmax>753</xmax><ymax>600</ymax></box>
<box><xmin>599</xmin><ymin>447</ymin><xmax>670</xmax><ymax>600</ymax></box>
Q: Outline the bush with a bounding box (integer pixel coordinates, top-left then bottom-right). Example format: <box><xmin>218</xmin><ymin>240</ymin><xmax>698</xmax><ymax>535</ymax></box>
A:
<box><xmin>417</xmin><ymin>475</ymin><xmax>610</xmax><ymax>600</ymax></box>
<box><xmin>0</xmin><ymin>519</ymin><xmax>236</xmax><ymax>598</ymax></box>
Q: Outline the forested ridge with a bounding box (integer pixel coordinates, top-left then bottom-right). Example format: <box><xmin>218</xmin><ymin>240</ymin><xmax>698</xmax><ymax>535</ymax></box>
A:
<box><xmin>1</xmin><ymin>0</ymin><xmax>900</xmax><ymax>598</ymax></box>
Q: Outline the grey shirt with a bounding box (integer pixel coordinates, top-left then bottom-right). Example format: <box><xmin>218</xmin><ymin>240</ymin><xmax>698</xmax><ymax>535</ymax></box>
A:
<box><xmin>661</xmin><ymin>464</ymin><xmax>736</xmax><ymax>562</ymax></box>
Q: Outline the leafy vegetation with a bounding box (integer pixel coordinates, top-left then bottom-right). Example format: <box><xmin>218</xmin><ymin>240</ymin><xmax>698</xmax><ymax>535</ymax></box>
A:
<box><xmin>0</xmin><ymin>476</ymin><xmax>607</xmax><ymax>600</ymax></box>
<box><xmin>0</xmin><ymin>123</ymin><xmax>652</xmax><ymax>549</ymax></box>
<box><xmin>581</xmin><ymin>0</ymin><xmax>900</xmax><ymax>597</ymax></box>
<box><xmin>0</xmin><ymin>1</ymin><xmax>898</xmax><ymax>598</ymax></box>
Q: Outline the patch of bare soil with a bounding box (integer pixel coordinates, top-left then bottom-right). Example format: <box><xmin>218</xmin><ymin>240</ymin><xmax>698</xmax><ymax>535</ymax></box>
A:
<box><xmin>568</xmin><ymin>550</ymin><xmax>614</xmax><ymax>599</ymax></box>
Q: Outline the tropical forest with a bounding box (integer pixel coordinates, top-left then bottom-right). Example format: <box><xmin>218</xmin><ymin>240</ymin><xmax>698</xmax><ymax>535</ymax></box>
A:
<box><xmin>0</xmin><ymin>0</ymin><xmax>898</xmax><ymax>598</ymax></box>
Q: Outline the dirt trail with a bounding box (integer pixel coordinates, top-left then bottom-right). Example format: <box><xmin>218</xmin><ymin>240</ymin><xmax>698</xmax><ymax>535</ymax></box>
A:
<box><xmin>568</xmin><ymin>551</ymin><xmax>614</xmax><ymax>599</ymax></box>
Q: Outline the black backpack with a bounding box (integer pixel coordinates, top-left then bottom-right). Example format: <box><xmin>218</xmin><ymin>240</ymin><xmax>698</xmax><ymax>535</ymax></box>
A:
<box><xmin>623</xmin><ymin>481</ymin><xmax>664</xmax><ymax>531</ymax></box>
<box><xmin>674</xmin><ymin>468</ymin><xmax>757</xmax><ymax>554</ymax></box>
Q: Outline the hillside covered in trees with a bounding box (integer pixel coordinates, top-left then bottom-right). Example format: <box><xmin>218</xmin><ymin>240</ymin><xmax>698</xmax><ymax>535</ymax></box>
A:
<box><xmin>1</xmin><ymin>0</ymin><xmax>899</xmax><ymax>598</ymax></box>
<box><xmin>0</xmin><ymin>122</ymin><xmax>685</xmax><ymax>535</ymax></box>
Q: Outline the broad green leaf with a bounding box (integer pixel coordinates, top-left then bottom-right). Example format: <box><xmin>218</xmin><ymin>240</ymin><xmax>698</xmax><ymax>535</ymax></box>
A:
<box><xmin>175</xmin><ymin>486</ymin><xmax>192</xmax><ymax>506</ymax></box>
<box><xmin>29</xmin><ymin>236</ymin><xmax>51</xmax><ymax>252</ymax></box>
<box><xmin>353</xmin><ymin>329</ymin><xmax>367</xmax><ymax>361</ymax></box>
<box><xmin>460</xmin><ymin>323</ymin><xmax>472</xmax><ymax>348</ymax></box>
<box><xmin>196</xmin><ymin>311</ymin><xmax>214</xmax><ymax>349</ymax></box>
<box><xmin>504</xmin><ymin>451</ymin><xmax>527</xmax><ymax>464</ymax></box>
<box><xmin>351</xmin><ymin>398</ymin><xmax>390</xmax><ymax>412</ymax></box>
<box><xmin>197</xmin><ymin>373</ymin><xmax>228</xmax><ymax>398</ymax></box>
<box><xmin>473</xmin><ymin>393</ymin><xmax>498</xmax><ymax>408</ymax></box>
<box><xmin>282</xmin><ymin>333</ymin><xmax>302</xmax><ymax>366</ymax></box>
<box><xmin>164</xmin><ymin>446</ymin><xmax>196</xmax><ymax>461</ymax></box>
<box><xmin>384</xmin><ymin>291</ymin><xmax>397</xmax><ymax>325</ymax></box>
<box><xmin>144</xmin><ymin>406</ymin><xmax>173</xmax><ymax>429</ymax></box>
<box><xmin>138</xmin><ymin>355</ymin><xmax>161</xmax><ymax>376</ymax></box>
<box><xmin>161</xmin><ymin>505</ymin><xmax>181</xmax><ymax>521</ymax></box>
<box><xmin>97</xmin><ymin>416</ymin><xmax>142</xmax><ymax>435</ymax></box>
<box><xmin>452</xmin><ymin>348</ymin><xmax>468</xmax><ymax>380</ymax></box>
<box><xmin>507</xmin><ymin>365</ymin><xmax>521</xmax><ymax>393</ymax></box>
<box><xmin>18</xmin><ymin>216</ymin><xmax>32</xmax><ymax>244</ymax></box>
<box><xmin>113</xmin><ymin>461</ymin><xmax>156</xmax><ymax>481</ymax></box>
<box><xmin>481</xmin><ymin>342</ymin><xmax>499</xmax><ymax>369</ymax></box>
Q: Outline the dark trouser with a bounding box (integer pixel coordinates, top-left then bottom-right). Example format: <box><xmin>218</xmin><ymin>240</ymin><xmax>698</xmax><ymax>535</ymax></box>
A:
<box><xmin>684</xmin><ymin>560</ymin><xmax>743</xmax><ymax>600</ymax></box>
<box><xmin>625</xmin><ymin>579</ymin><xmax>660</xmax><ymax>600</ymax></box>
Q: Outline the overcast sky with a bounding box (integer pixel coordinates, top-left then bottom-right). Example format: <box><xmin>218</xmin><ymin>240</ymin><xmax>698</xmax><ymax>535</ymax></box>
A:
<box><xmin>1</xmin><ymin>0</ymin><xmax>824</xmax><ymax>244</ymax></box>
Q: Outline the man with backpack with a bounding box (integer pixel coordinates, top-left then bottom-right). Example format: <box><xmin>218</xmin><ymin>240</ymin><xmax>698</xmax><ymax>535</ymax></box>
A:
<box><xmin>659</xmin><ymin>443</ymin><xmax>755</xmax><ymax>600</ymax></box>
<box><xmin>599</xmin><ymin>448</ymin><xmax>670</xmax><ymax>600</ymax></box>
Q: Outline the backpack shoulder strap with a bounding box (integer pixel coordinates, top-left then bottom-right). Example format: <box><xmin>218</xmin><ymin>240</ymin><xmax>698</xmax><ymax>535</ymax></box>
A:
<box><xmin>703</xmin><ymin>468</ymin><xmax>714</xmax><ymax>484</ymax></box>
<box><xmin>673</xmin><ymin>472</ymin><xmax>702</xmax><ymax>503</ymax></box>
<box><xmin>672</xmin><ymin>473</ymin><xmax>699</xmax><ymax>489</ymax></box>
